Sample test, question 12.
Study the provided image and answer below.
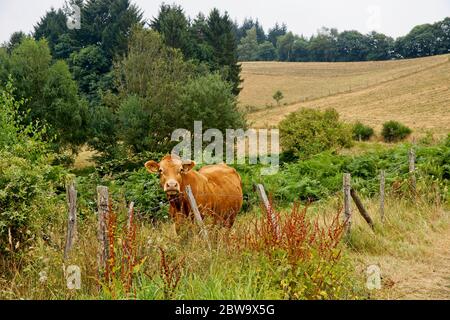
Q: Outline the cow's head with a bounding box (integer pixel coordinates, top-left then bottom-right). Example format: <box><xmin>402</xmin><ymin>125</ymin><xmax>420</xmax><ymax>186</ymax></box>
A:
<box><xmin>145</xmin><ymin>155</ymin><xmax>196</xmax><ymax>197</ymax></box>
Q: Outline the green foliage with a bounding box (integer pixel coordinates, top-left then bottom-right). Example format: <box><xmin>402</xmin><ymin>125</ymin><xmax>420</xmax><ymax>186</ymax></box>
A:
<box><xmin>0</xmin><ymin>82</ymin><xmax>67</xmax><ymax>253</ymax></box>
<box><xmin>279</xmin><ymin>108</ymin><xmax>353</xmax><ymax>160</ymax></box>
<box><xmin>396</xmin><ymin>18</ymin><xmax>450</xmax><ymax>58</ymax></box>
<box><xmin>236</xmin><ymin>139</ymin><xmax>450</xmax><ymax>208</ymax></box>
<box><xmin>381</xmin><ymin>121</ymin><xmax>412</xmax><ymax>142</ymax></box>
<box><xmin>112</xmin><ymin>27</ymin><xmax>191</xmax><ymax>154</ymax></box>
<box><xmin>272</xmin><ymin>90</ymin><xmax>284</xmax><ymax>105</ymax></box>
<box><xmin>69</xmin><ymin>45</ymin><xmax>112</xmax><ymax>102</ymax></box>
<box><xmin>177</xmin><ymin>73</ymin><xmax>246</xmax><ymax>131</ymax></box>
<box><xmin>33</xmin><ymin>8</ymin><xmax>67</xmax><ymax>55</ymax></box>
<box><xmin>268</xmin><ymin>23</ymin><xmax>288</xmax><ymax>46</ymax></box>
<box><xmin>235</xmin><ymin>18</ymin><xmax>266</xmax><ymax>44</ymax></box>
<box><xmin>6</xmin><ymin>31</ymin><xmax>26</xmax><ymax>54</ymax></box>
<box><xmin>352</xmin><ymin>122</ymin><xmax>374</xmax><ymax>141</ymax></box>
<box><xmin>33</xmin><ymin>0</ymin><xmax>143</xmax><ymax>100</ymax></box>
<box><xmin>109</xmin><ymin>27</ymin><xmax>246</xmax><ymax>155</ymax></box>
<box><xmin>257</xmin><ymin>41</ymin><xmax>277</xmax><ymax>61</ymax></box>
<box><xmin>205</xmin><ymin>9</ymin><xmax>242</xmax><ymax>95</ymax></box>
<box><xmin>237</xmin><ymin>27</ymin><xmax>259</xmax><ymax>61</ymax></box>
<box><xmin>2</xmin><ymin>38</ymin><xmax>88</xmax><ymax>150</ymax></box>
<box><xmin>76</xmin><ymin>0</ymin><xmax>143</xmax><ymax>60</ymax></box>
<box><xmin>150</xmin><ymin>3</ymin><xmax>191</xmax><ymax>54</ymax></box>
<box><xmin>234</xmin><ymin>17</ymin><xmax>448</xmax><ymax>62</ymax></box>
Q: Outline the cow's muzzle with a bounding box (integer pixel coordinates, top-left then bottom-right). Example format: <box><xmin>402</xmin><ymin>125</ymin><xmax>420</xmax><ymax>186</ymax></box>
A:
<box><xmin>164</xmin><ymin>179</ymin><xmax>180</xmax><ymax>197</ymax></box>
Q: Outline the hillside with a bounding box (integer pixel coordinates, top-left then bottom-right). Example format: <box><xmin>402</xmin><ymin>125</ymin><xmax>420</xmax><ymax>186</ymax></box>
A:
<box><xmin>243</xmin><ymin>55</ymin><xmax>450</xmax><ymax>136</ymax></box>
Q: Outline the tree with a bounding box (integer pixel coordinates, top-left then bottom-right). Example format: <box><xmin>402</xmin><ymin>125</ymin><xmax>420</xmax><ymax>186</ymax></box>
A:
<box><xmin>69</xmin><ymin>45</ymin><xmax>112</xmax><ymax>101</ymax></box>
<box><xmin>273</xmin><ymin>90</ymin><xmax>284</xmax><ymax>105</ymax></box>
<box><xmin>308</xmin><ymin>28</ymin><xmax>338</xmax><ymax>62</ymax></box>
<box><xmin>205</xmin><ymin>8</ymin><xmax>242</xmax><ymax>95</ymax></box>
<box><xmin>366</xmin><ymin>31</ymin><xmax>394</xmax><ymax>61</ymax></box>
<box><xmin>257</xmin><ymin>41</ymin><xmax>277</xmax><ymax>61</ymax></box>
<box><xmin>237</xmin><ymin>27</ymin><xmax>259</xmax><ymax>61</ymax></box>
<box><xmin>113</xmin><ymin>27</ymin><xmax>193</xmax><ymax>153</ymax></box>
<box><xmin>434</xmin><ymin>17</ymin><xmax>450</xmax><ymax>55</ymax></box>
<box><xmin>112</xmin><ymin>27</ymin><xmax>245</xmax><ymax>154</ymax></box>
<box><xmin>6</xmin><ymin>31</ymin><xmax>26</xmax><ymax>53</ymax></box>
<box><xmin>76</xmin><ymin>0</ymin><xmax>143</xmax><ymax>60</ymax></box>
<box><xmin>178</xmin><ymin>73</ymin><xmax>246</xmax><ymax>132</ymax></box>
<box><xmin>277</xmin><ymin>32</ymin><xmax>296</xmax><ymax>61</ymax></box>
<box><xmin>5</xmin><ymin>38</ymin><xmax>87</xmax><ymax>150</ymax></box>
<box><xmin>336</xmin><ymin>30</ymin><xmax>369</xmax><ymax>61</ymax></box>
<box><xmin>189</xmin><ymin>13</ymin><xmax>215</xmax><ymax>62</ymax></box>
<box><xmin>292</xmin><ymin>37</ymin><xmax>309</xmax><ymax>61</ymax></box>
<box><xmin>53</xmin><ymin>33</ymin><xmax>80</xmax><ymax>60</ymax></box>
<box><xmin>33</xmin><ymin>0</ymin><xmax>144</xmax><ymax>103</ymax></box>
<box><xmin>33</xmin><ymin>8</ymin><xmax>68</xmax><ymax>55</ymax></box>
<box><xmin>43</xmin><ymin>61</ymin><xmax>88</xmax><ymax>148</ymax></box>
<box><xmin>150</xmin><ymin>3</ymin><xmax>192</xmax><ymax>56</ymax></box>
<box><xmin>236</xmin><ymin>18</ymin><xmax>266</xmax><ymax>44</ymax></box>
<box><xmin>268</xmin><ymin>22</ymin><xmax>287</xmax><ymax>47</ymax></box>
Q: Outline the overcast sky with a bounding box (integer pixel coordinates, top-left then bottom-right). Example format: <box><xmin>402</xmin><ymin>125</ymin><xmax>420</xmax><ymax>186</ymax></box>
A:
<box><xmin>1</xmin><ymin>0</ymin><xmax>449</xmax><ymax>43</ymax></box>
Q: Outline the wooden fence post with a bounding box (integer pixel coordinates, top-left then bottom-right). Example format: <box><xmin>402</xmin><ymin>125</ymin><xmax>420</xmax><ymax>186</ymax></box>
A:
<box><xmin>64</xmin><ymin>181</ymin><xmax>77</xmax><ymax>260</ymax></box>
<box><xmin>409</xmin><ymin>148</ymin><xmax>416</xmax><ymax>193</ymax></box>
<box><xmin>96</xmin><ymin>186</ymin><xmax>109</xmax><ymax>271</ymax></box>
<box><xmin>350</xmin><ymin>189</ymin><xmax>375</xmax><ymax>230</ymax></box>
<box><xmin>255</xmin><ymin>184</ymin><xmax>280</xmax><ymax>239</ymax></box>
<box><xmin>343</xmin><ymin>173</ymin><xmax>352</xmax><ymax>235</ymax></box>
<box><xmin>185</xmin><ymin>185</ymin><xmax>210</xmax><ymax>248</ymax></box>
<box><xmin>380</xmin><ymin>170</ymin><xmax>385</xmax><ymax>223</ymax></box>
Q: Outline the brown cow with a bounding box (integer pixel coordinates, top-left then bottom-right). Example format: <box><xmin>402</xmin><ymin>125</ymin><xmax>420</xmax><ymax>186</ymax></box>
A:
<box><xmin>145</xmin><ymin>155</ymin><xmax>243</xmax><ymax>231</ymax></box>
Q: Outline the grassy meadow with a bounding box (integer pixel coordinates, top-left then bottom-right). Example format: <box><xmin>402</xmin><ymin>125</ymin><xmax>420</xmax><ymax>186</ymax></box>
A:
<box><xmin>1</xmin><ymin>136</ymin><xmax>449</xmax><ymax>300</ymax></box>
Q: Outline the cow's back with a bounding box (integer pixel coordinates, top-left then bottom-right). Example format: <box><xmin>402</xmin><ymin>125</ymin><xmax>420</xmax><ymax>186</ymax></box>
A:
<box><xmin>189</xmin><ymin>164</ymin><xmax>243</xmax><ymax>227</ymax></box>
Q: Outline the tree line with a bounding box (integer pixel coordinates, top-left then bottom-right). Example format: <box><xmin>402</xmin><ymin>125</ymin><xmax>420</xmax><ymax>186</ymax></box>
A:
<box><xmin>235</xmin><ymin>17</ymin><xmax>450</xmax><ymax>62</ymax></box>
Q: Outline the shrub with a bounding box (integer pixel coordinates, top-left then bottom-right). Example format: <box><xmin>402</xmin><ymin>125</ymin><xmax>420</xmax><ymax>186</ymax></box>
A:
<box><xmin>381</xmin><ymin>121</ymin><xmax>412</xmax><ymax>142</ymax></box>
<box><xmin>352</xmin><ymin>122</ymin><xmax>374</xmax><ymax>141</ymax></box>
<box><xmin>0</xmin><ymin>82</ymin><xmax>67</xmax><ymax>253</ymax></box>
<box><xmin>273</xmin><ymin>90</ymin><xmax>284</xmax><ymax>105</ymax></box>
<box><xmin>279</xmin><ymin>108</ymin><xmax>353</xmax><ymax>160</ymax></box>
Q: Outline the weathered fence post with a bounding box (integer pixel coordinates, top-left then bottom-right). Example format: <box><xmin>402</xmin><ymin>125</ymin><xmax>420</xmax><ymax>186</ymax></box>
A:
<box><xmin>96</xmin><ymin>186</ymin><xmax>109</xmax><ymax>271</ymax></box>
<box><xmin>185</xmin><ymin>185</ymin><xmax>210</xmax><ymax>247</ymax></box>
<box><xmin>343</xmin><ymin>173</ymin><xmax>352</xmax><ymax>235</ymax></box>
<box><xmin>350</xmin><ymin>189</ymin><xmax>375</xmax><ymax>230</ymax></box>
<box><xmin>409</xmin><ymin>148</ymin><xmax>416</xmax><ymax>193</ymax></box>
<box><xmin>255</xmin><ymin>184</ymin><xmax>280</xmax><ymax>239</ymax></box>
<box><xmin>64</xmin><ymin>181</ymin><xmax>77</xmax><ymax>260</ymax></box>
<box><xmin>380</xmin><ymin>170</ymin><xmax>385</xmax><ymax>223</ymax></box>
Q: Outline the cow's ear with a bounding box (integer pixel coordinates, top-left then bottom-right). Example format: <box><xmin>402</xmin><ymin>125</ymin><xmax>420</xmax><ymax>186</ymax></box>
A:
<box><xmin>182</xmin><ymin>160</ymin><xmax>196</xmax><ymax>173</ymax></box>
<box><xmin>145</xmin><ymin>160</ymin><xmax>159</xmax><ymax>173</ymax></box>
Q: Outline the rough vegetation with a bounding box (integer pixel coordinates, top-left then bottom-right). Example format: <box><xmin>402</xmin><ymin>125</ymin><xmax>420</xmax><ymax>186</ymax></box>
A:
<box><xmin>0</xmin><ymin>0</ymin><xmax>449</xmax><ymax>301</ymax></box>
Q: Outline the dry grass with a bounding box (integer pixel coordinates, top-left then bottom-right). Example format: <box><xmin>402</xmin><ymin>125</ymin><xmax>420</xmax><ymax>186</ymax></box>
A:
<box><xmin>73</xmin><ymin>146</ymin><xmax>97</xmax><ymax>169</ymax></box>
<box><xmin>243</xmin><ymin>54</ymin><xmax>450</xmax><ymax>137</ymax></box>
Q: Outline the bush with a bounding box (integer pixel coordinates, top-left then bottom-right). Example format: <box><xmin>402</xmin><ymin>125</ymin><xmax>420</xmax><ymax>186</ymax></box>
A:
<box><xmin>0</xmin><ymin>82</ymin><xmax>68</xmax><ymax>253</ymax></box>
<box><xmin>381</xmin><ymin>121</ymin><xmax>412</xmax><ymax>142</ymax></box>
<box><xmin>279</xmin><ymin>108</ymin><xmax>353</xmax><ymax>160</ymax></box>
<box><xmin>352</xmin><ymin>122</ymin><xmax>374</xmax><ymax>141</ymax></box>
